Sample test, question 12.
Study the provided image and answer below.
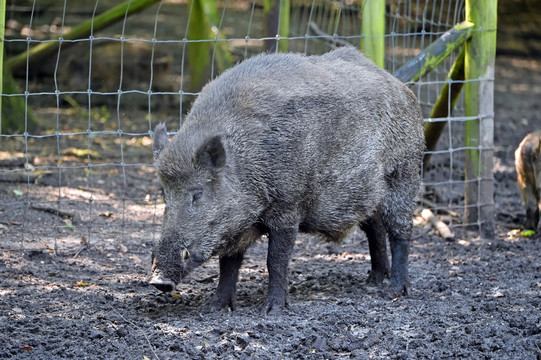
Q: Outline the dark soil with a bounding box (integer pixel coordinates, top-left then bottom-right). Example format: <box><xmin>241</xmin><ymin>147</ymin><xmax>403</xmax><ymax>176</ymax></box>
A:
<box><xmin>2</xmin><ymin>4</ymin><xmax>541</xmax><ymax>360</ymax></box>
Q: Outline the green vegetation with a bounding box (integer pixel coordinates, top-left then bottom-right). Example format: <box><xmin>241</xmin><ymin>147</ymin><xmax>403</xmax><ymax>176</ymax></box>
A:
<box><xmin>423</xmin><ymin>47</ymin><xmax>466</xmax><ymax>172</ymax></box>
<box><xmin>187</xmin><ymin>0</ymin><xmax>233</xmax><ymax>92</ymax></box>
<box><xmin>361</xmin><ymin>0</ymin><xmax>385</xmax><ymax>68</ymax></box>
<box><xmin>2</xmin><ymin>0</ymin><xmax>160</xmax><ymax>134</ymax></box>
<box><xmin>393</xmin><ymin>21</ymin><xmax>474</xmax><ymax>83</ymax></box>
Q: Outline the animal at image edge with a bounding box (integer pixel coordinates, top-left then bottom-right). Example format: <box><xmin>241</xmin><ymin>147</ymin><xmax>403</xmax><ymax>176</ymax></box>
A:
<box><xmin>515</xmin><ymin>130</ymin><xmax>541</xmax><ymax>230</ymax></box>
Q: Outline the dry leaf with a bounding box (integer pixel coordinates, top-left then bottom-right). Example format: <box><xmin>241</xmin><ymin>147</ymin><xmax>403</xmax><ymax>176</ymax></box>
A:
<box><xmin>23</xmin><ymin>346</ymin><xmax>32</xmax><ymax>351</ymax></box>
<box><xmin>507</xmin><ymin>229</ymin><xmax>521</xmax><ymax>239</ymax></box>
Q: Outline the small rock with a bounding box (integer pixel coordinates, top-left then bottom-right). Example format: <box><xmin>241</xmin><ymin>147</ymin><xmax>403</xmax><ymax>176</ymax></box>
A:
<box><xmin>312</xmin><ymin>335</ymin><xmax>327</xmax><ymax>351</ymax></box>
<box><xmin>89</xmin><ymin>329</ymin><xmax>104</xmax><ymax>340</ymax></box>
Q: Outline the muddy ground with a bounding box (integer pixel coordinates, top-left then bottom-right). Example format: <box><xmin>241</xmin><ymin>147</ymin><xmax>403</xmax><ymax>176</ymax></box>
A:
<box><xmin>2</xmin><ymin>5</ymin><xmax>541</xmax><ymax>360</ymax></box>
<box><xmin>0</xmin><ymin>56</ymin><xmax>539</xmax><ymax>359</ymax></box>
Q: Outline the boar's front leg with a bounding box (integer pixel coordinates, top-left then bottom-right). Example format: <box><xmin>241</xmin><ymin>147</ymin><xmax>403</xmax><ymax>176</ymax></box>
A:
<box><xmin>265</xmin><ymin>227</ymin><xmax>297</xmax><ymax>314</ymax></box>
<box><xmin>210</xmin><ymin>252</ymin><xmax>244</xmax><ymax>311</ymax></box>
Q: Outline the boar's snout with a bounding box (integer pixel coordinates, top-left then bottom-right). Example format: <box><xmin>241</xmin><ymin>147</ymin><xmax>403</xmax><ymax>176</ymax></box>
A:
<box><xmin>149</xmin><ymin>271</ymin><xmax>176</xmax><ymax>293</ymax></box>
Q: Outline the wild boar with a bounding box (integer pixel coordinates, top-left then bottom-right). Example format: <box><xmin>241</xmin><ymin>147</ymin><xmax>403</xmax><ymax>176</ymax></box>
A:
<box><xmin>515</xmin><ymin>130</ymin><xmax>541</xmax><ymax>230</ymax></box>
<box><xmin>149</xmin><ymin>47</ymin><xmax>424</xmax><ymax>313</ymax></box>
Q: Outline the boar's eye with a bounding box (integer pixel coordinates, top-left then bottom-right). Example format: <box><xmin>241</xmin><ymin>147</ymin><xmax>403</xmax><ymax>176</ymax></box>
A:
<box><xmin>192</xmin><ymin>191</ymin><xmax>202</xmax><ymax>204</ymax></box>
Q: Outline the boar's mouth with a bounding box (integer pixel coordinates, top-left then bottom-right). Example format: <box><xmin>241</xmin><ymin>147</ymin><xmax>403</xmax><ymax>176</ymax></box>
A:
<box><xmin>149</xmin><ymin>272</ymin><xmax>177</xmax><ymax>293</ymax></box>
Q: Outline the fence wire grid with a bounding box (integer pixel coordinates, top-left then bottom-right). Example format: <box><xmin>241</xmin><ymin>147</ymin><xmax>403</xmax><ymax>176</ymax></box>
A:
<box><xmin>0</xmin><ymin>0</ymin><xmax>494</xmax><ymax>252</ymax></box>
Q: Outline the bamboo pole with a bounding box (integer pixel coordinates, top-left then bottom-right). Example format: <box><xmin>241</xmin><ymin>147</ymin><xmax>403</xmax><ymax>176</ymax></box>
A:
<box><xmin>423</xmin><ymin>47</ymin><xmax>466</xmax><ymax>173</ymax></box>
<box><xmin>361</xmin><ymin>0</ymin><xmax>385</xmax><ymax>68</ymax></box>
<box><xmin>264</xmin><ymin>0</ymin><xmax>290</xmax><ymax>53</ymax></box>
<box><xmin>0</xmin><ymin>0</ymin><xmax>5</xmax><ymax>134</ymax></box>
<box><xmin>394</xmin><ymin>21</ymin><xmax>474</xmax><ymax>83</ymax></box>
<box><xmin>188</xmin><ymin>0</ymin><xmax>233</xmax><ymax>91</ymax></box>
<box><xmin>263</xmin><ymin>0</ymin><xmax>277</xmax><ymax>52</ymax></box>
<box><xmin>464</xmin><ymin>0</ymin><xmax>497</xmax><ymax>236</ymax></box>
<box><xmin>278</xmin><ymin>0</ymin><xmax>290</xmax><ymax>52</ymax></box>
<box><xmin>5</xmin><ymin>0</ymin><xmax>161</xmax><ymax>73</ymax></box>
<box><xmin>188</xmin><ymin>0</ymin><xmax>213</xmax><ymax>91</ymax></box>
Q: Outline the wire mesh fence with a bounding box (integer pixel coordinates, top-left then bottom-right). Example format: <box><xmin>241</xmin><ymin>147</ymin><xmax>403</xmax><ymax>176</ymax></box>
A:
<box><xmin>0</xmin><ymin>0</ymin><xmax>494</xmax><ymax>252</ymax></box>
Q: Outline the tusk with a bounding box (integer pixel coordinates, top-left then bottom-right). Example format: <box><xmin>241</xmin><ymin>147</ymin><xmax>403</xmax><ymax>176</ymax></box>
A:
<box><xmin>181</xmin><ymin>248</ymin><xmax>190</xmax><ymax>260</ymax></box>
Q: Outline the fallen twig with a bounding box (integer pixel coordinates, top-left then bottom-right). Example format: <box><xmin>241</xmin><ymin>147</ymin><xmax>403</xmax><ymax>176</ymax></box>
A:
<box><xmin>31</xmin><ymin>203</ymin><xmax>77</xmax><ymax>222</ymax></box>
<box><xmin>421</xmin><ymin>208</ymin><xmax>455</xmax><ymax>241</ymax></box>
<box><xmin>0</xmin><ymin>156</ymin><xmax>34</xmax><ymax>168</ymax></box>
<box><xmin>195</xmin><ymin>274</ymin><xmax>219</xmax><ymax>283</ymax></box>
<box><xmin>0</xmin><ymin>172</ymin><xmax>40</xmax><ymax>183</ymax></box>
<box><xmin>112</xmin><ymin>308</ymin><xmax>160</xmax><ymax>360</ymax></box>
<box><xmin>420</xmin><ymin>198</ymin><xmax>459</xmax><ymax>218</ymax></box>
<box><xmin>72</xmin><ymin>245</ymin><xmax>88</xmax><ymax>258</ymax></box>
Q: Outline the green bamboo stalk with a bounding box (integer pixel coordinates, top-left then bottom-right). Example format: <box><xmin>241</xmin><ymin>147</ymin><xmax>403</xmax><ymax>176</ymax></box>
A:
<box><xmin>361</xmin><ymin>0</ymin><xmax>385</xmax><ymax>68</ymax></box>
<box><xmin>423</xmin><ymin>47</ymin><xmax>465</xmax><ymax>173</ymax></box>
<box><xmin>0</xmin><ymin>0</ymin><xmax>5</xmax><ymax>134</ymax></box>
<box><xmin>264</xmin><ymin>0</ymin><xmax>289</xmax><ymax>53</ymax></box>
<box><xmin>394</xmin><ymin>21</ymin><xmax>474</xmax><ymax>83</ymax></box>
<box><xmin>188</xmin><ymin>0</ymin><xmax>233</xmax><ymax>91</ymax></box>
<box><xmin>464</xmin><ymin>0</ymin><xmax>497</xmax><ymax>235</ymax></box>
<box><xmin>188</xmin><ymin>0</ymin><xmax>211</xmax><ymax>91</ymax></box>
<box><xmin>1</xmin><ymin>68</ymin><xmax>37</xmax><ymax>133</ymax></box>
<box><xmin>6</xmin><ymin>0</ymin><xmax>161</xmax><ymax>73</ymax></box>
<box><xmin>197</xmin><ymin>0</ymin><xmax>234</xmax><ymax>72</ymax></box>
<box><xmin>278</xmin><ymin>0</ymin><xmax>290</xmax><ymax>52</ymax></box>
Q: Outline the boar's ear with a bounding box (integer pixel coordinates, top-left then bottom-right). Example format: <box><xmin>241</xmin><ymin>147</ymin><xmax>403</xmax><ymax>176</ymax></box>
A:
<box><xmin>196</xmin><ymin>135</ymin><xmax>226</xmax><ymax>172</ymax></box>
<box><xmin>152</xmin><ymin>123</ymin><xmax>169</xmax><ymax>161</ymax></box>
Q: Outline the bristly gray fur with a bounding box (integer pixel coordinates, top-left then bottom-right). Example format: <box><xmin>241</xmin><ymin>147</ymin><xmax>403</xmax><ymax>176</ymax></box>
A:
<box><xmin>150</xmin><ymin>47</ymin><xmax>425</xmax><ymax>311</ymax></box>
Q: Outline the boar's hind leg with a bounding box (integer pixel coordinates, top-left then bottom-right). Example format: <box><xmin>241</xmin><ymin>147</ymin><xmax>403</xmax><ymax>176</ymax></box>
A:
<box><xmin>211</xmin><ymin>252</ymin><xmax>245</xmax><ymax>311</ymax></box>
<box><xmin>520</xmin><ymin>181</ymin><xmax>540</xmax><ymax>230</ymax></box>
<box><xmin>383</xmin><ymin>212</ymin><xmax>412</xmax><ymax>296</ymax></box>
<box><xmin>360</xmin><ymin>209</ymin><xmax>390</xmax><ymax>285</ymax></box>
<box><xmin>265</xmin><ymin>227</ymin><xmax>297</xmax><ymax>314</ymax></box>
<box><xmin>381</xmin><ymin>176</ymin><xmax>418</xmax><ymax>296</ymax></box>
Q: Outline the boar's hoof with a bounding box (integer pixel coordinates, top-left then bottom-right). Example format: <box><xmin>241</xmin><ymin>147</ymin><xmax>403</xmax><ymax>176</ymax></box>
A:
<box><xmin>264</xmin><ymin>295</ymin><xmax>289</xmax><ymax>315</ymax></box>
<box><xmin>389</xmin><ymin>279</ymin><xmax>411</xmax><ymax>298</ymax></box>
<box><xmin>149</xmin><ymin>276</ymin><xmax>176</xmax><ymax>293</ymax></box>
<box><xmin>207</xmin><ymin>295</ymin><xmax>237</xmax><ymax>312</ymax></box>
<box><xmin>366</xmin><ymin>268</ymin><xmax>390</xmax><ymax>285</ymax></box>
